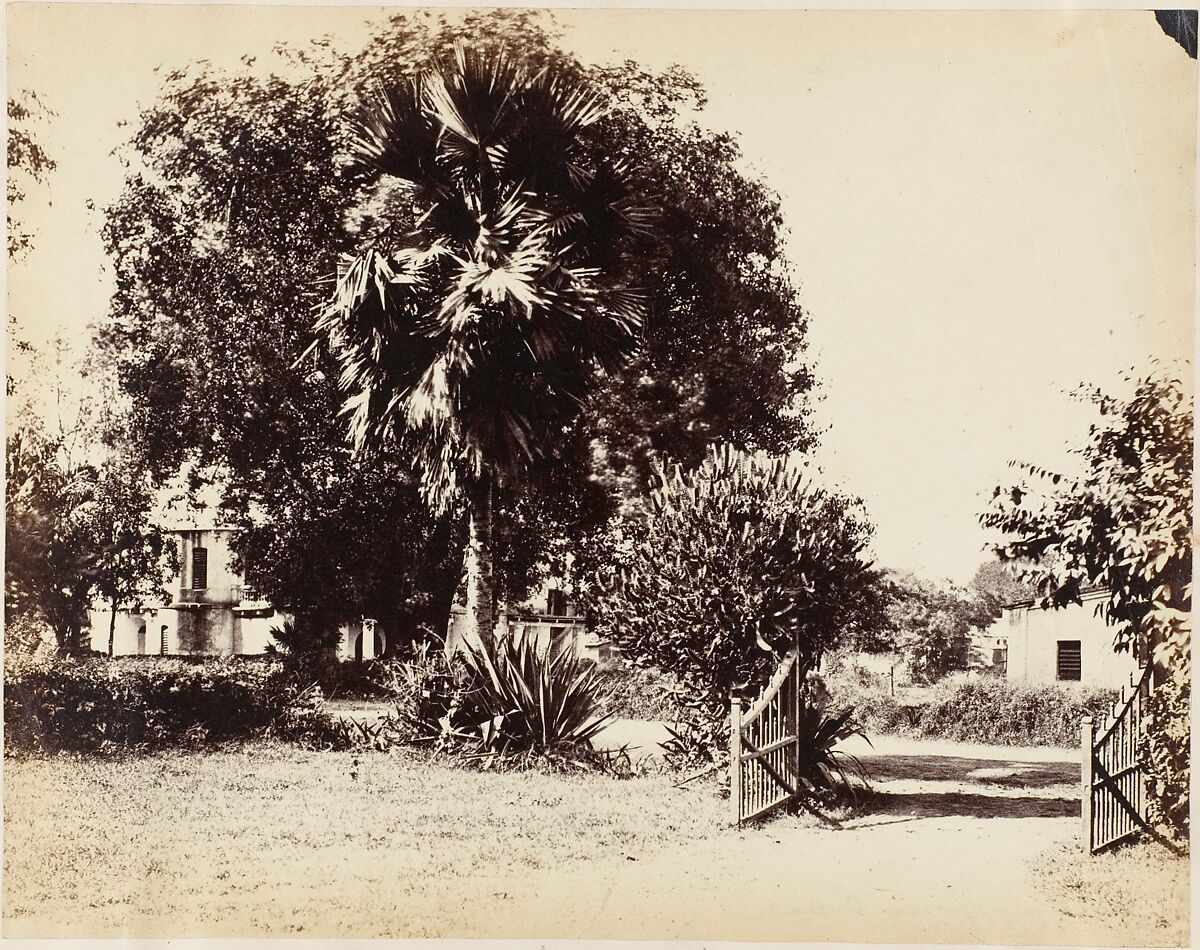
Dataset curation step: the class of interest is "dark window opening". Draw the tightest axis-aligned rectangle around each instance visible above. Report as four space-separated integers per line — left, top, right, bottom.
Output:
192 547 208 590
547 589 567 616
1056 640 1082 681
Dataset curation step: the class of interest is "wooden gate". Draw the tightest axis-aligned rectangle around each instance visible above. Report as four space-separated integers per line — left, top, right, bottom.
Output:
1082 665 1152 853
730 647 804 825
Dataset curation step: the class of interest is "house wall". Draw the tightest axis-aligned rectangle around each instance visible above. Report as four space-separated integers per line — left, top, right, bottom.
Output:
1000 594 1139 689
85 607 178 655
176 529 241 605
335 620 387 662
445 607 598 661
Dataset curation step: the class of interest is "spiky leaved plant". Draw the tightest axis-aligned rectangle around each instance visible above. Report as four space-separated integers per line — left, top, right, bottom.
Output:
316 45 651 653
457 630 614 756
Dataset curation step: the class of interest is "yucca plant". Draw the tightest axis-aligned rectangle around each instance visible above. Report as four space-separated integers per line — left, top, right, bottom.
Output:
795 692 872 801
456 631 614 758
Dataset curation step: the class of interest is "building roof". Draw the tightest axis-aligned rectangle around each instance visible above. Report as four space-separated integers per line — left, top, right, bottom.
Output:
1004 585 1109 611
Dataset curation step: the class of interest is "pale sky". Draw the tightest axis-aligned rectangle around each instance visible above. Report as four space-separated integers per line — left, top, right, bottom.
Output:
7 5 1196 584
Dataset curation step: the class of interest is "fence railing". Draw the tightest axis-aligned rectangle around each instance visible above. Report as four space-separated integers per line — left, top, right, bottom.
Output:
1082 664 1152 853
730 647 803 825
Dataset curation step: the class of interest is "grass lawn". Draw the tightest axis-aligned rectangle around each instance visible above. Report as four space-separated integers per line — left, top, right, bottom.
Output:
4 743 724 937
1034 838 1190 946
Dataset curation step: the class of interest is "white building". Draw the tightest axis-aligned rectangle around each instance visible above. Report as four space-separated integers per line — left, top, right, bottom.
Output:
995 588 1140 688
87 527 284 657
88 526 599 662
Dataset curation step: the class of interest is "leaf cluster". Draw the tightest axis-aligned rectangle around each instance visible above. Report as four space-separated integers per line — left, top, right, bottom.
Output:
588 444 884 715
979 369 1192 675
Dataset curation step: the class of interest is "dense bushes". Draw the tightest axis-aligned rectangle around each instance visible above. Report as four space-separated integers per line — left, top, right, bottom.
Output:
824 672 1118 748
4 656 350 754
596 661 687 722
916 679 1118 746
1143 675 1189 842
588 445 885 752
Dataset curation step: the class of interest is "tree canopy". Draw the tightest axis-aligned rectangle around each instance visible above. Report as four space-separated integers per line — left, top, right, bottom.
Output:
97 11 818 644
980 367 1192 839
979 369 1191 673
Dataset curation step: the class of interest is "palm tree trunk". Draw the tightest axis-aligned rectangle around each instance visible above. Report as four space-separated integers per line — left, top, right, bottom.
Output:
108 595 119 657
462 474 496 653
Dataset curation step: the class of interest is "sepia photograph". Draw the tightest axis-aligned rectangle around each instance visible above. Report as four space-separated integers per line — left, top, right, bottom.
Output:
4 3 1194 943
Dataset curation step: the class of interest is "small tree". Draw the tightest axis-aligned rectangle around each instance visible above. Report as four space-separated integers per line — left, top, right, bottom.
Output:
73 459 171 656
5 422 96 653
980 368 1191 841
879 571 997 684
590 445 884 736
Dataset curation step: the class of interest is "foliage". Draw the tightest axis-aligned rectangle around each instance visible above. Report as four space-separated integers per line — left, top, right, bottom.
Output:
661 713 725 772
820 658 1119 747
1142 675 1189 841
98 49 460 645
99 11 819 648
967 558 1037 625
5 399 171 655
917 678 1118 746
455 633 615 757
4 613 53 659
267 617 343 657
793 695 870 801
5 425 96 652
3 655 351 755
316 45 650 651
378 633 614 766
980 369 1191 834
590 444 884 727
7 91 56 261
883 572 990 684
595 659 687 721
373 640 459 741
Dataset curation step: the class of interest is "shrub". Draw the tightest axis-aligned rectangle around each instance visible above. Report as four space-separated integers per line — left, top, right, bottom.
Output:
458 633 614 754
267 617 342 657
277 652 410 701
373 641 458 743
377 633 615 768
588 444 885 751
849 689 921 736
1143 675 1189 843
822 667 1118 747
3 655 351 754
595 660 688 721
794 696 870 801
915 679 1117 747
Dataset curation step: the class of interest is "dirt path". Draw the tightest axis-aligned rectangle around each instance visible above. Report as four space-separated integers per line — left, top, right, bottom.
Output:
448 739 1147 945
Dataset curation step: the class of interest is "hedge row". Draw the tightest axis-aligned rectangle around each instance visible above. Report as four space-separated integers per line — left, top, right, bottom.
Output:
4 656 350 755
831 677 1120 747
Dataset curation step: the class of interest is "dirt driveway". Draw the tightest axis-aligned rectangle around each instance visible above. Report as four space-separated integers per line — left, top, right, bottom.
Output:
448 736 1155 945
312 706 1170 944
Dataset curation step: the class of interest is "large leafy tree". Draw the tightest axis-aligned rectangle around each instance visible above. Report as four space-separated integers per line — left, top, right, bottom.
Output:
315 45 648 651
980 368 1192 839
99 11 817 648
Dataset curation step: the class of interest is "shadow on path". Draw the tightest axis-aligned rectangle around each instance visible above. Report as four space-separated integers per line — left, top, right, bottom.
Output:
862 788 1080 821
857 753 1078 789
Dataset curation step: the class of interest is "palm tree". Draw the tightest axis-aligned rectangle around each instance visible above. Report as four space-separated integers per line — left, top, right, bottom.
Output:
316 46 651 652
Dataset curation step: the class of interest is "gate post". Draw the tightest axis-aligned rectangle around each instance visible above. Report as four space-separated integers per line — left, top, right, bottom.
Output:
730 693 743 827
1080 716 1093 853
